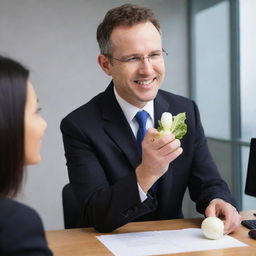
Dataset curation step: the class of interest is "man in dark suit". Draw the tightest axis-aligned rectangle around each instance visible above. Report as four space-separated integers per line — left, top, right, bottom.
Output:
61 4 241 233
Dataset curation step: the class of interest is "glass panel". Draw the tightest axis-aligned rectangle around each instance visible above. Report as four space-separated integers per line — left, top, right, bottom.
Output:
193 0 231 139
241 146 256 210
207 139 233 192
240 0 256 141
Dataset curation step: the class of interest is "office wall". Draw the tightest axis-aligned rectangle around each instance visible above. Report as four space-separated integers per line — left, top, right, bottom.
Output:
0 0 188 229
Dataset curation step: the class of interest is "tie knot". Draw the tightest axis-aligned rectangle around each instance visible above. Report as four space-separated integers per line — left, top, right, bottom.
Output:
135 110 148 128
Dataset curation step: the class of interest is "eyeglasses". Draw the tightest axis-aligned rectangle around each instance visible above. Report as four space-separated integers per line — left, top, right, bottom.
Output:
106 49 168 65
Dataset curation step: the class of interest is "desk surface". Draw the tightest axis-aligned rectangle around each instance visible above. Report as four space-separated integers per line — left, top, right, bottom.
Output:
46 211 256 256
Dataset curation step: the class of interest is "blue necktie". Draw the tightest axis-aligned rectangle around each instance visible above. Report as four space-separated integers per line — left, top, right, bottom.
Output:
135 110 148 153
135 110 158 193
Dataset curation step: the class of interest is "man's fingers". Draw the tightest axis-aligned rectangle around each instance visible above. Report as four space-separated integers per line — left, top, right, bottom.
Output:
223 211 232 234
205 204 217 217
144 128 160 143
145 128 176 143
222 205 236 233
158 139 181 155
167 146 183 161
224 210 242 234
151 134 176 150
205 199 242 235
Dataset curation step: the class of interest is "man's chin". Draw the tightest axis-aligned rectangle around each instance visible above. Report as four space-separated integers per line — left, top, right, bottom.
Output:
138 93 158 104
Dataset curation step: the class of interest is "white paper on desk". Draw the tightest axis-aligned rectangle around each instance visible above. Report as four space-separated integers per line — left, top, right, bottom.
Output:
96 228 247 256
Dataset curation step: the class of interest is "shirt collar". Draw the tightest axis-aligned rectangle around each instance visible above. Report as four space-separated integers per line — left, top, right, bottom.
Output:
114 87 154 123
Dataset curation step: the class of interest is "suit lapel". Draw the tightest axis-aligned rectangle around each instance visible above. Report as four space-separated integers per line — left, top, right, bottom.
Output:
154 92 170 128
100 82 141 169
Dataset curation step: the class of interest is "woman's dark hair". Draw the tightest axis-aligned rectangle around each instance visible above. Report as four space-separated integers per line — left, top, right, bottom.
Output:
0 55 29 197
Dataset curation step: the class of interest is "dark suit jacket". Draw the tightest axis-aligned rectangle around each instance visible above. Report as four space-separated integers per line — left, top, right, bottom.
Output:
61 81 235 232
0 198 52 256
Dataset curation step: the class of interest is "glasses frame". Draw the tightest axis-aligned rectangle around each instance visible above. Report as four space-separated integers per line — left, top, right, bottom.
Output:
105 48 168 64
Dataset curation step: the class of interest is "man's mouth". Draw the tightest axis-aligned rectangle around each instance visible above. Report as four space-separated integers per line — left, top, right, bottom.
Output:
134 78 156 85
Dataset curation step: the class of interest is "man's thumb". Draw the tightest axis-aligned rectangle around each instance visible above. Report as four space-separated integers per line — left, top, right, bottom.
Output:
205 205 217 217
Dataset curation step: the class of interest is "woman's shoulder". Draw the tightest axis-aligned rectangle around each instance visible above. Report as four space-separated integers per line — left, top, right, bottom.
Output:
0 197 41 223
0 198 52 256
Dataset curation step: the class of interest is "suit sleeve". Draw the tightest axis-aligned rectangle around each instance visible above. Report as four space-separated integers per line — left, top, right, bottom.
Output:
60 117 157 233
188 101 236 213
0 201 52 256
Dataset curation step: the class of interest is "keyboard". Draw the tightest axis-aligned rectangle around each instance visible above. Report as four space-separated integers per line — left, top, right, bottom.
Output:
241 219 256 230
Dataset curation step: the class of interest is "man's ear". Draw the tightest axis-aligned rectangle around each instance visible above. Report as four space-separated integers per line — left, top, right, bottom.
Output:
98 54 112 76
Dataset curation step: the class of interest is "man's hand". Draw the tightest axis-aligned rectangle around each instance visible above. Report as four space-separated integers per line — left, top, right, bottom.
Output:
205 198 242 234
136 128 183 192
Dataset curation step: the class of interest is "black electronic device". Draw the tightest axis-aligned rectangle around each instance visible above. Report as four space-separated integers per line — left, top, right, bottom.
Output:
248 229 256 240
245 138 256 197
241 219 256 230
243 139 256 239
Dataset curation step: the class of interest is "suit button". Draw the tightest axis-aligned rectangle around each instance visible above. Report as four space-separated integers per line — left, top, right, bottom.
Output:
122 209 133 218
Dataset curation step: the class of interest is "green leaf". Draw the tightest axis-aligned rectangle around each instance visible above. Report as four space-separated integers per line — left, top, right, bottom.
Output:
158 112 187 139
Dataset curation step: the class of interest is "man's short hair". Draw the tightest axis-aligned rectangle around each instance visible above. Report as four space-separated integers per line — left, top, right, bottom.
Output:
96 4 161 55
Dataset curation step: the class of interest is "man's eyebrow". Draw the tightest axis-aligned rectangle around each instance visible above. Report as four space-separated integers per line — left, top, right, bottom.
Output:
119 53 140 58
121 50 162 58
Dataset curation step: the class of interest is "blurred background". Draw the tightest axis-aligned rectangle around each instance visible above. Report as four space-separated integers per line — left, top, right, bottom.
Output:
0 0 255 230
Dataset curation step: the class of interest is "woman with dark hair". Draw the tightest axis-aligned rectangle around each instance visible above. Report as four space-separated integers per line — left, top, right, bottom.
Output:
0 56 52 255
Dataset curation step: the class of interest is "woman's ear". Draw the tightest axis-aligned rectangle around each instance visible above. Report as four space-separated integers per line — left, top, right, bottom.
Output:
98 54 112 76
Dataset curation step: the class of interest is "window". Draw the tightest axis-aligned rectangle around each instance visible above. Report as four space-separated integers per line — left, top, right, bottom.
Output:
240 0 256 209
189 0 256 210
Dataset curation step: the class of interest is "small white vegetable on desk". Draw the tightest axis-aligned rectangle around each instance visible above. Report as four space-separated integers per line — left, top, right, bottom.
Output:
201 217 224 240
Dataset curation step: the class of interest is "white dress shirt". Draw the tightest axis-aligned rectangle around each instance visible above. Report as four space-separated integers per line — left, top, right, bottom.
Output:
114 87 154 202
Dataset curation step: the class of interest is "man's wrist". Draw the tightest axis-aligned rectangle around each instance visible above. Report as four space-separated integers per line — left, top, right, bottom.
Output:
210 198 223 203
135 165 158 193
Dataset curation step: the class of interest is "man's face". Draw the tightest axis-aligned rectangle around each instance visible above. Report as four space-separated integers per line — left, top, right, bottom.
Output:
104 22 165 108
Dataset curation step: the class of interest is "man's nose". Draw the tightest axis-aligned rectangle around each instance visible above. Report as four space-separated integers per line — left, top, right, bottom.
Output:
138 57 154 74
